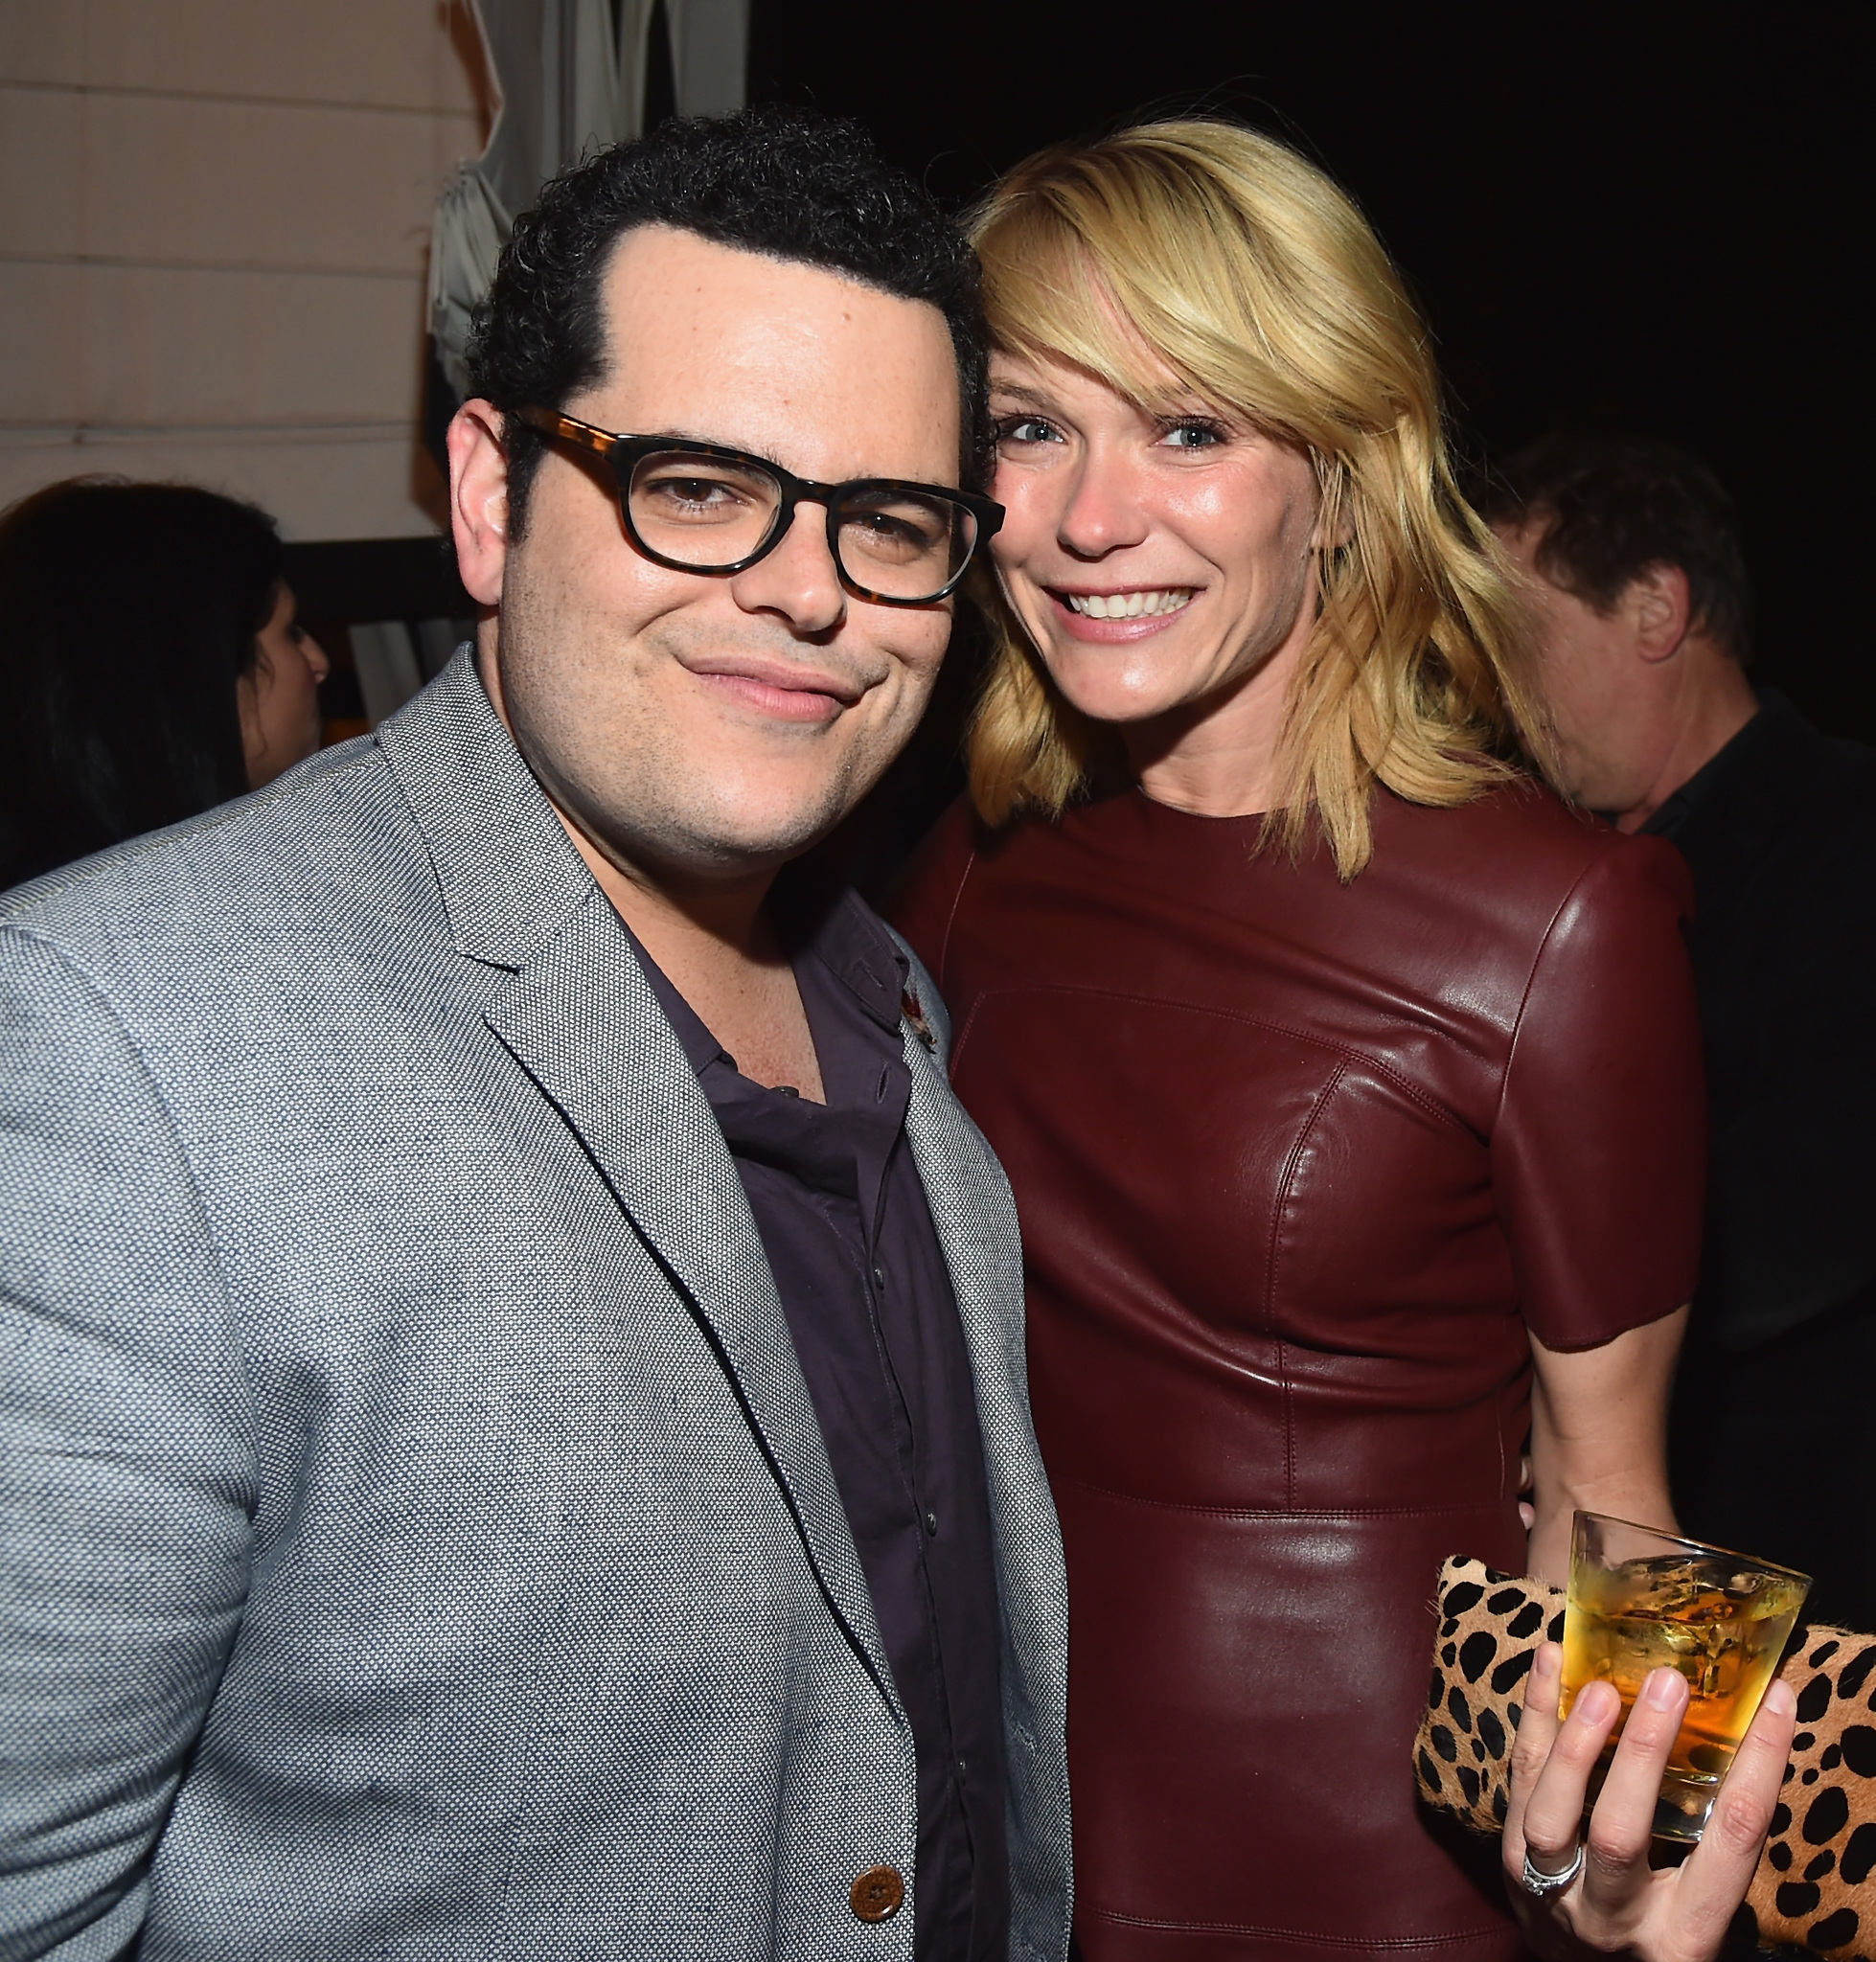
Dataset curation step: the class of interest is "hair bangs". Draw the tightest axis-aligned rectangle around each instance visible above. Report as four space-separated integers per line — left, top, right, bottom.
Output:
974 152 1315 445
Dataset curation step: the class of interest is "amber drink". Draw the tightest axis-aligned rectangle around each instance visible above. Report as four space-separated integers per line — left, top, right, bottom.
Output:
1561 1511 1809 1842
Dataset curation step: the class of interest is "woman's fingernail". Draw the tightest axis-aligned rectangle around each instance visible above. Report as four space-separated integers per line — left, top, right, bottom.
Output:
1644 1667 1685 1711
1764 1678 1796 1718
1533 1643 1560 1680
1574 1679 1618 1724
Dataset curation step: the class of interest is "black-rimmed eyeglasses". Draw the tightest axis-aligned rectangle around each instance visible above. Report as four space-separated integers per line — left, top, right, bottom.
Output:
518 407 1002 606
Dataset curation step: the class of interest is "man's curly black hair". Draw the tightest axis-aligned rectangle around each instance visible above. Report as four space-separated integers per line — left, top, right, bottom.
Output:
466 103 990 539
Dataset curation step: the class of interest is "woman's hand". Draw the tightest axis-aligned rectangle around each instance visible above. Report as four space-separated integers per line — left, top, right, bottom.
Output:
1504 1642 1796 1960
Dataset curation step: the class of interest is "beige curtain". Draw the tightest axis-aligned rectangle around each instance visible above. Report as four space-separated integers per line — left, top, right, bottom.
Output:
429 0 750 395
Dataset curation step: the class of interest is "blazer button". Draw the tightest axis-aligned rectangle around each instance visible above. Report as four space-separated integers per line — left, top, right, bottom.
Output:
850 1864 904 1922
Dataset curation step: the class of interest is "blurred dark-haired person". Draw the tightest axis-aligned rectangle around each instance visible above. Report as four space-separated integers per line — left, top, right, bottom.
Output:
1486 434 1876 1629
0 107 1068 1961
0 476 329 888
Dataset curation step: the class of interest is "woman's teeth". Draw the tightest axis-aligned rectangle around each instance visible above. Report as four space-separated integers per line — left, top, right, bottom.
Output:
1063 588 1193 619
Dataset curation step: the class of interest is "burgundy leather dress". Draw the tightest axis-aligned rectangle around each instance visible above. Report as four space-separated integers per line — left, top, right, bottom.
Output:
893 783 1705 1961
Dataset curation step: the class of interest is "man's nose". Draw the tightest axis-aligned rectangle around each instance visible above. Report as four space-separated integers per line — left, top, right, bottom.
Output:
727 501 846 633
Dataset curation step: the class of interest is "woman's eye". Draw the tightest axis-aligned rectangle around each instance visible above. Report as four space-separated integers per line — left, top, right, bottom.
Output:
1161 420 1225 449
995 416 1061 446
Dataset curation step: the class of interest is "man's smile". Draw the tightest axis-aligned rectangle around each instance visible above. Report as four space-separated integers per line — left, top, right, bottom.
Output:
676 648 873 723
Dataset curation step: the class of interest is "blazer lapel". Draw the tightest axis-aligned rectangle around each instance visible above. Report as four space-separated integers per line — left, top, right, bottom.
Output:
897 1024 1070 1731
377 653 897 1707
483 885 899 1709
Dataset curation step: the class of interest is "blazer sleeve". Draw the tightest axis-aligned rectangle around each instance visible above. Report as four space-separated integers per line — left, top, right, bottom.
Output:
1491 837 1707 1352
0 927 256 1959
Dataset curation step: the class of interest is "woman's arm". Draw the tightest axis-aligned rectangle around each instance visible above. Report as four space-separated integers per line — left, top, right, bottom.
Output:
1525 1306 1686 1585
1488 839 1704 1583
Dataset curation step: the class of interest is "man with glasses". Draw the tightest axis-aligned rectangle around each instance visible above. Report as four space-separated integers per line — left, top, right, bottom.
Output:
0 107 1066 1962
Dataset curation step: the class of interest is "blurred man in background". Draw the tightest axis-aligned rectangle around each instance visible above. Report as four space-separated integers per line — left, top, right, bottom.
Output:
1488 435 1876 1629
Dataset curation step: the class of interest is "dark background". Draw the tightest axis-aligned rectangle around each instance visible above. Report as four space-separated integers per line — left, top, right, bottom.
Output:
747 3 1869 742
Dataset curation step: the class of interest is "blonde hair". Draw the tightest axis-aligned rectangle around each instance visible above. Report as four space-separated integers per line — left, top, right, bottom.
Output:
966 120 1551 878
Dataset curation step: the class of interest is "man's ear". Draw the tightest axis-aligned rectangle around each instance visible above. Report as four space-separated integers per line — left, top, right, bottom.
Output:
1627 561 1693 664
447 399 511 607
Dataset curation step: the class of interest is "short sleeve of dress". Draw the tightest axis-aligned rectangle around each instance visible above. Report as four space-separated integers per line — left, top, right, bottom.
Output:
1493 834 1705 1352
884 794 981 997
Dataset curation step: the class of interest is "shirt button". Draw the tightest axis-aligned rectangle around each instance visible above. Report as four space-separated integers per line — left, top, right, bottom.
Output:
925 1511 939 1537
872 1265 887 1291
850 1864 905 1922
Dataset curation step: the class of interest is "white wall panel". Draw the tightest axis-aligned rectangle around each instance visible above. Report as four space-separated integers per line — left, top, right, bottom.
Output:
0 262 83 422
81 0 485 115
0 84 82 257
81 264 427 426
0 6 82 85
0 0 489 539
0 424 450 541
82 94 461 275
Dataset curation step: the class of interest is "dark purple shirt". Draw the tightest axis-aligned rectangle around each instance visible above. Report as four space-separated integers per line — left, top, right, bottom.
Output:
634 882 1007 1962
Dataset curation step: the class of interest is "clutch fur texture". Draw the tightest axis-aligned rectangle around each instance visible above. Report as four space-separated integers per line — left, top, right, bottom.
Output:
1414 1557 1876 1959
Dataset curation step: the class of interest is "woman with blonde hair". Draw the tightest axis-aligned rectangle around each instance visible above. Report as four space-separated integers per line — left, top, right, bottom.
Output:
894 121 1709 1958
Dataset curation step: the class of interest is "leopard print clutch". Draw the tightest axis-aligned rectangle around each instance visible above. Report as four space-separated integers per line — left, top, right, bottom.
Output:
1414 1556 1876 1960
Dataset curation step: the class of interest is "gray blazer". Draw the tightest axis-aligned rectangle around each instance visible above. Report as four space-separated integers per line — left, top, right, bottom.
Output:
0 653 1070 1961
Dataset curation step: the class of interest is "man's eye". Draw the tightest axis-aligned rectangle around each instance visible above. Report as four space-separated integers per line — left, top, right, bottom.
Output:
995 416 1061 446
641 475 744 515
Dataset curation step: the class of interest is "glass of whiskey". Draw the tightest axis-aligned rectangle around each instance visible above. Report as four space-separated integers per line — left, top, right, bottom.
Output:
1562 1511 1810 1843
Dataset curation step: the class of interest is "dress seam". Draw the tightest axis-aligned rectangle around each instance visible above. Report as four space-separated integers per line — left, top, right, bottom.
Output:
1082 1904 1513 1948
938 845 976 995
944 847 985 1067
1267 1058 1347 1508
954 981 1473 1138
1048 1472 1513 1520
1493 857 1598 1138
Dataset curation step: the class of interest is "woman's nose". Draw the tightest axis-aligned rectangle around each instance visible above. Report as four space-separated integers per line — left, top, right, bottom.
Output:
1054 453 1151 559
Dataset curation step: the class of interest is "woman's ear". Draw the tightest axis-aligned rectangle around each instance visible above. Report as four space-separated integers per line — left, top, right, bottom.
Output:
1310 464 1357 553
447 399 511 608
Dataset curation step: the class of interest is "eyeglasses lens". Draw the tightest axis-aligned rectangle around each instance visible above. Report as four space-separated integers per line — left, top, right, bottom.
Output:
835 490 975 601
629 453 781 565
627 451 974 602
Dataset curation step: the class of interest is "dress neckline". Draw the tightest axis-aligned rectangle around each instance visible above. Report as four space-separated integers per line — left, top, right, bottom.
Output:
1124 782 1270 827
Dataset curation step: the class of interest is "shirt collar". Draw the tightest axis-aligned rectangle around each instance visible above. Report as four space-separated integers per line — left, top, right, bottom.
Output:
789 873 909 1041
1636 691 1786 839
625 868 908 1084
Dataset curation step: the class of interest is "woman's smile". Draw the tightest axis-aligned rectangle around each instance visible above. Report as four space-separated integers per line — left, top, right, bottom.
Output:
987 345 1321 799
1049 583 1198 634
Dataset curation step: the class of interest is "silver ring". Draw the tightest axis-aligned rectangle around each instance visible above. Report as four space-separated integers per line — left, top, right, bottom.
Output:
1520 1841 1585 1898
